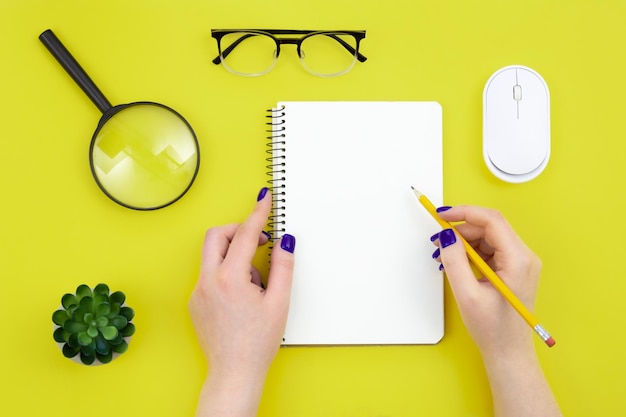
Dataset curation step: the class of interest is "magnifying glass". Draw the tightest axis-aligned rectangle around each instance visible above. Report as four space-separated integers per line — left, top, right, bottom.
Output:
39 29 200 210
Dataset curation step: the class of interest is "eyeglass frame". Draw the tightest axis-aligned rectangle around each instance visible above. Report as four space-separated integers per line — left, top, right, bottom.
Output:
210 29 367 76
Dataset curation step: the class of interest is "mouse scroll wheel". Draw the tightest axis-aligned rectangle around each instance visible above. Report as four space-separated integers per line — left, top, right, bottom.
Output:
513 85 523 101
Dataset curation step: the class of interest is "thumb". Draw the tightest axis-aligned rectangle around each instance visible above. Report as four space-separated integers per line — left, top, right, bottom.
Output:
265 233 296 304
438 229 479 299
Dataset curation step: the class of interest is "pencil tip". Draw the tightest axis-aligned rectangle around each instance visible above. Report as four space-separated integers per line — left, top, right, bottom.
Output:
411 186 422 197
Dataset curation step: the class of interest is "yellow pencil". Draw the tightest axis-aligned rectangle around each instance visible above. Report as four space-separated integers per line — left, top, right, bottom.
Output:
411 187 555 348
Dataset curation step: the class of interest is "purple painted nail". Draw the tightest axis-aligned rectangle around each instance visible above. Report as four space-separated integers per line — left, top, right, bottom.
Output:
430 232 440 242
432 248 440 259
280 234 296 253
439 229 457 248
257 187 269 201
439 263 445 271
436 206 452 213
262 231 272 240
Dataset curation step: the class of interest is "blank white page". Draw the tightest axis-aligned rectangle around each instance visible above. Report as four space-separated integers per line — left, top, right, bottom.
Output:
271 101 443 345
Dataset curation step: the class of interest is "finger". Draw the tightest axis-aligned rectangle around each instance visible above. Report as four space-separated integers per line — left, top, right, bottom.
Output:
436 228 481 299
260 230 272 245
434 221 495 261
200 225 271 272
438 205 524 253
451 222 484 243
251 234 271 289
224 187 273 276
265 234 296 306
452 223 496 260
201 223 241 273
250 267 263 288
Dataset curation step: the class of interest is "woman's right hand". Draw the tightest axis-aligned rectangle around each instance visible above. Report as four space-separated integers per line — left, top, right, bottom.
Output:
431 205 562 417
431 205 541 359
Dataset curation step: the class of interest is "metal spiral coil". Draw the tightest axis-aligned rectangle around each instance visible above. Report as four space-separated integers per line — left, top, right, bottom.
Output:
265 106 287 241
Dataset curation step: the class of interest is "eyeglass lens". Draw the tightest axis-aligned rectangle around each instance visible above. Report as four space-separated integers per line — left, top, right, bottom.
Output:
300 33 358 76
219 33 277 75
218 32 359 76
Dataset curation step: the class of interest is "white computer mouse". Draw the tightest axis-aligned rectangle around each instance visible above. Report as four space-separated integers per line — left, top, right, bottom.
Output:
483 65 550 183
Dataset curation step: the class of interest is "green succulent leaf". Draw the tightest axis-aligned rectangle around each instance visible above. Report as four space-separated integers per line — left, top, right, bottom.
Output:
121 323 136 337
110 291 126 306
107 303 120 318
93 283 109 296
70 308 85 323
80 352 96 365
61 293 79 309
52 310 69 326
72 308 86 324
76 284 92 300
77 332 93 346
67 333 79 348
93 293 108 308
62 343 80 358
87 325 99 338
67 304 79 316
110 316 128 330
94 335 110 355
96 317 108 327
53 327 67 343
119 306 135 321
96 351 113 364
111 340 128 354
83 312 94 324
78 296 93 315
100 326 119 341
81 340 96 356
63 320 88 334
96 302 111 318
109 333 123 345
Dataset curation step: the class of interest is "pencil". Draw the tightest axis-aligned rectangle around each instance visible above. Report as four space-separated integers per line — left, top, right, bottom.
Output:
411 186 556 348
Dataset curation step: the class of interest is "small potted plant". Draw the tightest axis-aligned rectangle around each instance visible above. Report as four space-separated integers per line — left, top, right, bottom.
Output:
52 283 135 365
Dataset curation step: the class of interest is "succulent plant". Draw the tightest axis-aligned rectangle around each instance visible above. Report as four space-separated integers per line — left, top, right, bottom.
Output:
52 283 135 365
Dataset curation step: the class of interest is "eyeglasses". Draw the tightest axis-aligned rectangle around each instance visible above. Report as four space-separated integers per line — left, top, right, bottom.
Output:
211 29 367 77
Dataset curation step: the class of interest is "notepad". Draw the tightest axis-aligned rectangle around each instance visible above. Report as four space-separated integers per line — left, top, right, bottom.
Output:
266 101 444 345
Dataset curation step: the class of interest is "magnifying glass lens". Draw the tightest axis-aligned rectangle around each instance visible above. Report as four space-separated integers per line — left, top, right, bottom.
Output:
91 104 199 210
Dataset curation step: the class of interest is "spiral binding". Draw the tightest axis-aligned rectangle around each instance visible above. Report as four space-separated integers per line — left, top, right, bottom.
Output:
265 105 287 241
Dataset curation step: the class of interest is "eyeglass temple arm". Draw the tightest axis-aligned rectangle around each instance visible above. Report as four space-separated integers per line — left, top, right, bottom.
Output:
212 33 368 65
327 34 367 62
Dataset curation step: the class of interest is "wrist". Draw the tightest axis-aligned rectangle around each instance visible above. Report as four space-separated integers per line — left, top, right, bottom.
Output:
481 343 540 381
474 318 536 366
479 344 562 417
207 361 269 398
196 365 269 417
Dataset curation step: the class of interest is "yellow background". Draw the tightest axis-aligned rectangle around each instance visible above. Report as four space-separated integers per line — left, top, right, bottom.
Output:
1 0 624 415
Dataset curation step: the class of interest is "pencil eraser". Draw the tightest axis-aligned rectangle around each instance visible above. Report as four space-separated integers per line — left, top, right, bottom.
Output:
545 337 556 347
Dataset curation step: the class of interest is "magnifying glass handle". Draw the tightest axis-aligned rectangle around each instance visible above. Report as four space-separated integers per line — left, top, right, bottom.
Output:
39 29 113 114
